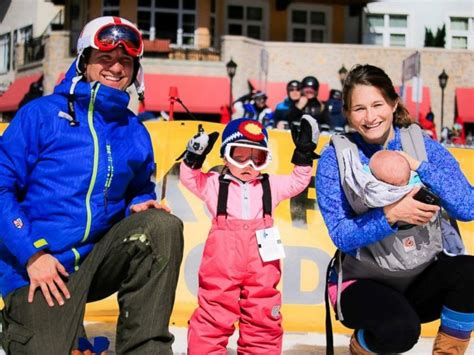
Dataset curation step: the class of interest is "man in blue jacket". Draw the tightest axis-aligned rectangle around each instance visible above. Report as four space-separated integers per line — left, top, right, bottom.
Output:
0 16 184 354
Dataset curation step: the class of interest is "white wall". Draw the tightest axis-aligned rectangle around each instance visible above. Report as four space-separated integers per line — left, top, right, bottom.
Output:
0 0 63 87
366 0 474 48
0 0 62 37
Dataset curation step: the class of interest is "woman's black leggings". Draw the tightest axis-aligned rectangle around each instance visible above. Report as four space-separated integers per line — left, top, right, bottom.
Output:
339 254 474 353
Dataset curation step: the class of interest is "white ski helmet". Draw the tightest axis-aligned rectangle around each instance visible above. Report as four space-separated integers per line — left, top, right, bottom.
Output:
76 16 145 99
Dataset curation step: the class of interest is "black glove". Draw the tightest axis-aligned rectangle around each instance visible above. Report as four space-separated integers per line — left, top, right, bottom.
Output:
180 124 219 169
291 114 320 166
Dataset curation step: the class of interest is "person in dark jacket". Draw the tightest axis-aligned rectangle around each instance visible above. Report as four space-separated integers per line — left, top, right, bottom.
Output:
274 79 301 129
0 16 184 354
287 75 328 130
324 89 346 133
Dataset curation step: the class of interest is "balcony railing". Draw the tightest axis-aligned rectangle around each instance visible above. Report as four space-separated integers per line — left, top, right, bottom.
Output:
50 9 65 31
143 39 171 57
143 39 220 61
24 37 44 64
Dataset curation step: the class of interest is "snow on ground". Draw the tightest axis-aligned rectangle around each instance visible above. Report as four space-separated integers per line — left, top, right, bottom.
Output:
84 322 474 354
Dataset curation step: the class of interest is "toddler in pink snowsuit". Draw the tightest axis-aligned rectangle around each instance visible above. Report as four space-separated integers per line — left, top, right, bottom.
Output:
180 116 319 354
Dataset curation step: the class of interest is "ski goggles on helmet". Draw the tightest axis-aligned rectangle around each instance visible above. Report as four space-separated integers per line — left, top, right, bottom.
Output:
94 23 143 57
224 142 271 171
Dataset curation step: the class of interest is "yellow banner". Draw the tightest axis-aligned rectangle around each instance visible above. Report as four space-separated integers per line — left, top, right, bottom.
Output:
1 121 473 336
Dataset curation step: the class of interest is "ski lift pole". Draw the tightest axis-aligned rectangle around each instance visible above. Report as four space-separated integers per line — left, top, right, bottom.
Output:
168 86 178 121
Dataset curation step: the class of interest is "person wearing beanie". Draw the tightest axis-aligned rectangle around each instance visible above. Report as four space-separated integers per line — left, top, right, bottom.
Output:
180 116 320 354
0 16 183 353
288 75 329 130
274 79 302 129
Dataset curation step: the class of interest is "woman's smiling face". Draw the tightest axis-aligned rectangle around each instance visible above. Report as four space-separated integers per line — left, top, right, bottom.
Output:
346 84 397 145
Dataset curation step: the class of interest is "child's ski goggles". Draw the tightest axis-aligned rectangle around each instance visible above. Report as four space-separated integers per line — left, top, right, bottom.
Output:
94 24 143 57
224 142 271 171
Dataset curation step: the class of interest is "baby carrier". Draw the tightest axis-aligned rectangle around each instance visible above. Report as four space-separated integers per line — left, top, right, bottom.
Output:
324 124 464 355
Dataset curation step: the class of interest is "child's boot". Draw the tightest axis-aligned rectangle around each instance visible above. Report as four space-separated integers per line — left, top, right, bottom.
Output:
433 331 469 354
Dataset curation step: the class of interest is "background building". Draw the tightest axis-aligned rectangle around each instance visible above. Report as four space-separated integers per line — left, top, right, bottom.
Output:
364 0 473 50
0 0 64 88
0 0 473 137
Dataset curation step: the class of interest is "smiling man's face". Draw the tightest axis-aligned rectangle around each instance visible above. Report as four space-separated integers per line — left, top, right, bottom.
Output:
85 47 134 91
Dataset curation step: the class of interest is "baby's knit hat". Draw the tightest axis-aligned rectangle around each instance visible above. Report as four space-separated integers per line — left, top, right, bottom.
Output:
220 118 269 156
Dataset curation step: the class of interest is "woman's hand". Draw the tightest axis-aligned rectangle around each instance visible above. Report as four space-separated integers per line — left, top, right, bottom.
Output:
397 151 421 171
383 186 440 225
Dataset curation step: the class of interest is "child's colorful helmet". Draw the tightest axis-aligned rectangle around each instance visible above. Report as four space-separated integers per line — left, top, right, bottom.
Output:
220 118 271 170
220 118 268 155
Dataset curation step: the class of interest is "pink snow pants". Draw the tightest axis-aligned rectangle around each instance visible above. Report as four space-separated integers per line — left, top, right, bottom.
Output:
188 216 283 354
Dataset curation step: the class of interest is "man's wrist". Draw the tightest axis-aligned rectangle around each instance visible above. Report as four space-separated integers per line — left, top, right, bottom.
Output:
27 250 46 266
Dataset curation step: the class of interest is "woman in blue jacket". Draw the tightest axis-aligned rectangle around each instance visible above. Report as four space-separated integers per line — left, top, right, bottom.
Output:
0 17 183 354
316 64 474 354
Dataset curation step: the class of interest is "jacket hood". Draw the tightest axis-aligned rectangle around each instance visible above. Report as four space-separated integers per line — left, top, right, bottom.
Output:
54 60 131 120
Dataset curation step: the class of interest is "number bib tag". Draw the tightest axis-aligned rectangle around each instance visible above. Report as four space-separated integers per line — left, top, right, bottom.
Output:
256 227 285 262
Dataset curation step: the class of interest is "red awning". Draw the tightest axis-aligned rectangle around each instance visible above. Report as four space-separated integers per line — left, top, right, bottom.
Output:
455 88 474 123
0 73 43 112
249 79 329 110
396 86 431 120
143 74 230 114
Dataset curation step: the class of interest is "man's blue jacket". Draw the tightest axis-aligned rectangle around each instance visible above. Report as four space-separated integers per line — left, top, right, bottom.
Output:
0 63 156 296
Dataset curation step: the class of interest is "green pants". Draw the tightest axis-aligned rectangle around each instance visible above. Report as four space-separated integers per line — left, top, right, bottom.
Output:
1 209 184 355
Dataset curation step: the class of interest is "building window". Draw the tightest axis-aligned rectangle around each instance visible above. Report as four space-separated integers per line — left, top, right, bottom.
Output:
102 0 120 16
225 0 267 40
137 0 196 47
12 26 33 69
210 0 217 48
288 4 331 43
16 26 33 44
447 16 473 49
0 33 11 74
364 13 408 47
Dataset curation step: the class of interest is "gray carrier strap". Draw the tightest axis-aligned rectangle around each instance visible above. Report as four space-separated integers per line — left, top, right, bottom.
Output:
330 134 369 215
399 124 427 162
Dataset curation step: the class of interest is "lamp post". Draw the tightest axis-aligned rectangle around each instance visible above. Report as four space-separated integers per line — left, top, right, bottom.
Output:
438 69 448 129
226 57 237 116
338 65 348 88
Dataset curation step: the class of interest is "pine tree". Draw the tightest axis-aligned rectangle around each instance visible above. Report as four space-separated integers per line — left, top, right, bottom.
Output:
434 24 446 47
424 27 435 47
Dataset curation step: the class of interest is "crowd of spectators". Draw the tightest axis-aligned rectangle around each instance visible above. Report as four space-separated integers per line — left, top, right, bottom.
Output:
230 78 473 148
232 75 347 135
